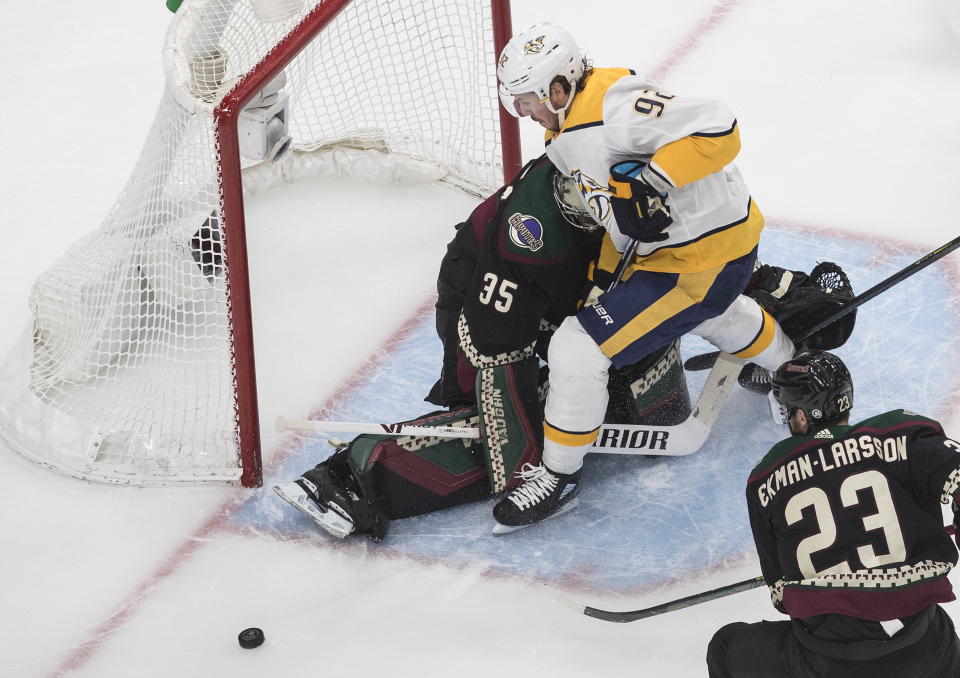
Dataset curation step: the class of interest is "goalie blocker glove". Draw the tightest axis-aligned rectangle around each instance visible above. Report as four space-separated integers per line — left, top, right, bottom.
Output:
748 261 856 350
608 160 672 243
737 261 856 395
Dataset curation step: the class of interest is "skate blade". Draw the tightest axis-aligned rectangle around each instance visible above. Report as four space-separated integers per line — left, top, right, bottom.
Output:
491 497 580 536
272 483 354 539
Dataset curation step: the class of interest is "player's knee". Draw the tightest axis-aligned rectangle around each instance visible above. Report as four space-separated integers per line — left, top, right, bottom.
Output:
547 316 610 383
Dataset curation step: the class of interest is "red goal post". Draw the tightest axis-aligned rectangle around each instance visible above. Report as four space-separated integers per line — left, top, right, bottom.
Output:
0 0 519 488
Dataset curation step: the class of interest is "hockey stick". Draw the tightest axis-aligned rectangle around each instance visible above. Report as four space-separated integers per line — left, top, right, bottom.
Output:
276 352 741 456
548 575 766 623
608 237 639 292
561 522 960 622
683 233 960 370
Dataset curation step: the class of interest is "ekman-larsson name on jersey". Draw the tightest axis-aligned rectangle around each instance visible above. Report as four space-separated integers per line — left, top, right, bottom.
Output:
757 434 908 507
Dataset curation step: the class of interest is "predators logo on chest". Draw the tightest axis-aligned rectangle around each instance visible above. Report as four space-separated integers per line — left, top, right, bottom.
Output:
508 213 545 251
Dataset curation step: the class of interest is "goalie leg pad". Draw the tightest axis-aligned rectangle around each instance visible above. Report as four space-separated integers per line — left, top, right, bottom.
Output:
342 407 491 523
476 356 544 493
605 339 691 426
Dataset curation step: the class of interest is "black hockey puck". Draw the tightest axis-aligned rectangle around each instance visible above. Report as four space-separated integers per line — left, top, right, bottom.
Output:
238 627 265 649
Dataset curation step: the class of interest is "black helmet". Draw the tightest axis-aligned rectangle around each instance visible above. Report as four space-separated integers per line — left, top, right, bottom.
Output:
771 350 853 426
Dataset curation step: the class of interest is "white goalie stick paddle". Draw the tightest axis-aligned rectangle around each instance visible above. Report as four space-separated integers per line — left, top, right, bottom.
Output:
275 352 742 457
588 351 741 456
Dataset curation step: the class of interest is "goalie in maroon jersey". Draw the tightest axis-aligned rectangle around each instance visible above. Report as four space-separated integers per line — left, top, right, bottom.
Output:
708 350 960 677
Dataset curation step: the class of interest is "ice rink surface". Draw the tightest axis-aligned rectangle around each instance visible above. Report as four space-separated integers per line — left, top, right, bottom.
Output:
1 1 959 676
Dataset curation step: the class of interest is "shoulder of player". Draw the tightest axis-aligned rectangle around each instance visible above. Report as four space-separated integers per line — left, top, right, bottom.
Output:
748 435 821 483
601 76 738 139
849 409 946 437
554 67 640 133
749 410 946 476
492 163 584 264
601 73 671 120
493 209 586 265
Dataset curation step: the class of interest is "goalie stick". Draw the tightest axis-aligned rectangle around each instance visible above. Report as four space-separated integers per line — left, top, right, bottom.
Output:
683 233 960 370
275 416 480 439
276 351 742 457
278 236 741 457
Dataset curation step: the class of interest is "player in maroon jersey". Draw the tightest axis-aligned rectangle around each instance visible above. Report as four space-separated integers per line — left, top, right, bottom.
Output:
707 350 960 677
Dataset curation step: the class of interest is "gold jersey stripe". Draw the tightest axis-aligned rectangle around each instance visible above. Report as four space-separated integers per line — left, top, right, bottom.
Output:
599 265 724 357
544 421 601 447
633 199 764 273
545 67 634 142
651 124 741 188
733 307 777 359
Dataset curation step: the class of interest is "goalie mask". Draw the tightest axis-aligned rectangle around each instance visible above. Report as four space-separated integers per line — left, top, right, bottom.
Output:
497 23 585 119
553 171 601 232
771 350 853 429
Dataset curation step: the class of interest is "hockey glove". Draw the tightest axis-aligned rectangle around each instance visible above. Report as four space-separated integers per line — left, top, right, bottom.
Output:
609 161 672 243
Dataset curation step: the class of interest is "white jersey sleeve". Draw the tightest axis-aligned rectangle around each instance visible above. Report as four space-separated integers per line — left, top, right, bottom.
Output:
602 75 738 159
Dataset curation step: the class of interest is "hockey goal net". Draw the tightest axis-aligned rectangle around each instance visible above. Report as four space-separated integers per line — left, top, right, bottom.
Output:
0 0 519 487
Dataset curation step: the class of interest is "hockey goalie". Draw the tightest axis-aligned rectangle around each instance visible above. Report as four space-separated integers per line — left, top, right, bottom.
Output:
274 156 857 541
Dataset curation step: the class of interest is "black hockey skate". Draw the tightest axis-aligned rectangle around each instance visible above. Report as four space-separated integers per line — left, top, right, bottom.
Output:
738 362 773 394
492 463 581 535
273 464 360 539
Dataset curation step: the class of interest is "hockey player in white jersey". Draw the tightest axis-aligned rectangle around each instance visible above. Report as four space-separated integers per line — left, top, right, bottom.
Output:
492 23 796 531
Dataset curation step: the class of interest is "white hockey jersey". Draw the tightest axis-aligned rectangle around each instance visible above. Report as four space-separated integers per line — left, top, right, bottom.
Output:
545 67 764 273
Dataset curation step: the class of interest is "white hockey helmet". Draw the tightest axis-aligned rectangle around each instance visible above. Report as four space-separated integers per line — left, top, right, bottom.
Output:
497 23 585 117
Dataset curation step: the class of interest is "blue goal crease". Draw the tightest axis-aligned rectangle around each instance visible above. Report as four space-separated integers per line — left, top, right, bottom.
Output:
231 228 960 595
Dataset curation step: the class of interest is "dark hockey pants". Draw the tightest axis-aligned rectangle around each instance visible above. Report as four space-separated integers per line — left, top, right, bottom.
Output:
706 605 960 678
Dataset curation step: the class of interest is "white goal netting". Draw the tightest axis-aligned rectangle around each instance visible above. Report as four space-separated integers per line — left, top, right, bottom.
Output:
0 0 512 486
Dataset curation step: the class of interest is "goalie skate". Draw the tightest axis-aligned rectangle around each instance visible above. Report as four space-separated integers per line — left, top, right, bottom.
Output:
272 481 355 539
